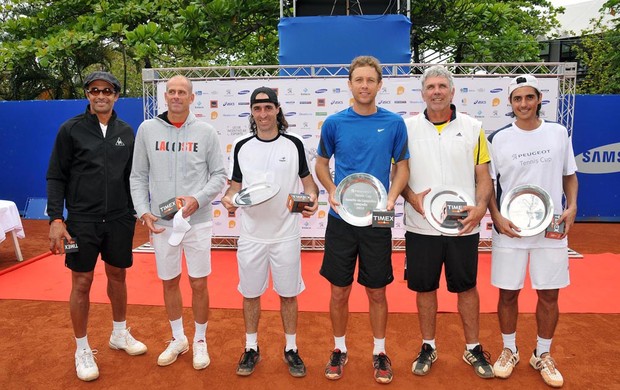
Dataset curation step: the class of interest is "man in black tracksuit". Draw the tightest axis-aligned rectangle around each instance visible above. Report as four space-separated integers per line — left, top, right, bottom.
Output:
46 71 147 382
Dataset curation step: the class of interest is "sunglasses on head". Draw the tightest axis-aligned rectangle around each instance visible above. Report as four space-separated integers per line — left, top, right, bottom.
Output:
86 87 115 96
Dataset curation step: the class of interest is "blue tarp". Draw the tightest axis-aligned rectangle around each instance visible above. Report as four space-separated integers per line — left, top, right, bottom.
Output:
278 15 411 76
572 94 620 220
0 98 143 212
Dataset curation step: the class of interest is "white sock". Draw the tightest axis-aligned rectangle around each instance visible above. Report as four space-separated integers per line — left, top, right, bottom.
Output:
502 332 517 354
423 339 436 350
334 335 347 353
245 333 258 351
373 337 386 355
169 317 184 340
194 321 207 343
75 335 91 352
112 320 127 334
466 343 480 351
285 333 297 352
536 336 552 356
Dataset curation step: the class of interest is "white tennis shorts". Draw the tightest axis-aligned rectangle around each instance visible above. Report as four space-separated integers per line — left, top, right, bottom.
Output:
236 237 305 298
151 221 213 280
491 247 570 290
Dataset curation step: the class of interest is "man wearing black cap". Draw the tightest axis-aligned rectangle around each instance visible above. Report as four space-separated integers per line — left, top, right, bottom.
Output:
221 86 319 378
47 71 146 382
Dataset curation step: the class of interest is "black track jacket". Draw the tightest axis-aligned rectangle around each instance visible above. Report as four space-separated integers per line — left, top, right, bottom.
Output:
46 106 135 223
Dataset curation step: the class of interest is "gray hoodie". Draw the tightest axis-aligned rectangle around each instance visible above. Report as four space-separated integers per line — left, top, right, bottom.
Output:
130 112 227 227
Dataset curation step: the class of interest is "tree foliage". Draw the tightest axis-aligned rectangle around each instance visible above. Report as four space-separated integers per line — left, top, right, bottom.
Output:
0 0 280 99
0 0 566 99
574 0 620 94
409 0 562 64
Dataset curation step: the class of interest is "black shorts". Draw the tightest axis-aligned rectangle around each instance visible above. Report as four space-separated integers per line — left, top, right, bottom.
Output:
405 231 479 293
65 213 136 273
320 214 393 288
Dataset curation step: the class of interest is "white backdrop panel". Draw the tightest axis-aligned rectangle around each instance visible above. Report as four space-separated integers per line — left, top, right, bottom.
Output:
155 77 559 238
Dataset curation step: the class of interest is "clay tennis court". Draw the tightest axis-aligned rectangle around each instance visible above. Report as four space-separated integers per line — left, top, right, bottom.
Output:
0 220 618 389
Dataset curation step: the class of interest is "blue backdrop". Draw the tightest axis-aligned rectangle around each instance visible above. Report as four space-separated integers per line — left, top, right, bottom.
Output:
0 98 143 213
572 94 620 221
278 15 411 75
0 94 618 221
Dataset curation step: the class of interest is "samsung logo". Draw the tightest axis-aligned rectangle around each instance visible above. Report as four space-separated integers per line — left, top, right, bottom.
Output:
315 88 328 93
238 90 250 95
575 143 620 174
302 134 312 139
211 200 222 205
542 100 551 105
396 111 407 116
284 112 297 116
490 88 503 93
238 112 251 117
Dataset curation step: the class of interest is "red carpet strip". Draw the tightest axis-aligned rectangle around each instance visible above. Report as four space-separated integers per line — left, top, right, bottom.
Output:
0 250 617 313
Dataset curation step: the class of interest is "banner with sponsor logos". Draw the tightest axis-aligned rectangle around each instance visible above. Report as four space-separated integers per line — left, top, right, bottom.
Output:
572 94 620 221
156 77 559 238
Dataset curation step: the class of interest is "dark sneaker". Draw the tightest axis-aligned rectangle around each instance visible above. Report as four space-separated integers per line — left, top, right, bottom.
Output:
412 343 437 376
463 344 495 379
373 352 393 384
284 349 307 378
324 349 348 380
236 347 261 376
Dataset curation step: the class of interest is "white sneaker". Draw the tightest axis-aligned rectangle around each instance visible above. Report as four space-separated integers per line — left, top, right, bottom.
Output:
75 349 99 382
109 328 148 356
193 340 211 370
530 351 564 388
157 336 189 366
494 348 520 379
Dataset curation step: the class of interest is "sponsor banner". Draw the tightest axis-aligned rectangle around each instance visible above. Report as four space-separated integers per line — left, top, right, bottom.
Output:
156 77 560 236
572 95 620 220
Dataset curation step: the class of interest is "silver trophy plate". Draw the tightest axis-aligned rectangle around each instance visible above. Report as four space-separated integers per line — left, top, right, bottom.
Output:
232 182 280 207
423 185 474 235
335 173 388 227
500 184 554 237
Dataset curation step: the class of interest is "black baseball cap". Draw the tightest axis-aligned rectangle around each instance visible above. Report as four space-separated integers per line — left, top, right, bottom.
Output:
250 87 279 106
83 71 121 92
